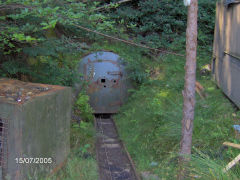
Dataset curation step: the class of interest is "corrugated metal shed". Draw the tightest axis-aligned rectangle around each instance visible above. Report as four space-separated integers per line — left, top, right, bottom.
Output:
213 0 240 108
224 0 240 6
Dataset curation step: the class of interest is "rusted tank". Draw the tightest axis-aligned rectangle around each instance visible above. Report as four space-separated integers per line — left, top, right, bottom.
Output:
212 0 240 108
77 51 131 114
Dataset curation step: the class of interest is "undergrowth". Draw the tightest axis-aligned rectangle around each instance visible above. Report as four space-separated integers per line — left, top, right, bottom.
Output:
112 46 240 179
45 93 98 180
0 0 119 85
74 92 94 122
43 121 98 180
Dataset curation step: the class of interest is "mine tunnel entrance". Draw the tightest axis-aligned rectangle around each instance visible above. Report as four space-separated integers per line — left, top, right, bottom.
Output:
78 51 131 114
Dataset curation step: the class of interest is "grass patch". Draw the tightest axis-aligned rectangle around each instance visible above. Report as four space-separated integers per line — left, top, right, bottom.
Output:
45 121 98 180
114 50 240 179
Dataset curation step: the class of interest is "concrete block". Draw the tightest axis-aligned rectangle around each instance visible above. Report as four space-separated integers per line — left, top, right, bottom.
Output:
0 78 72 180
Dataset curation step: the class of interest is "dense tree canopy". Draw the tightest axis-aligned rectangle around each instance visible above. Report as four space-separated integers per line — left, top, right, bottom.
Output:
0 0 216 84
107 0 216 49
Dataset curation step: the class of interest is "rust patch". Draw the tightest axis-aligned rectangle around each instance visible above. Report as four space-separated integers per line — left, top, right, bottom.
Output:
107 71 122 77
111 79 120 88
84 60 95 81
87 77 122 94
95 97 99 104
83 64 87 80
87 82 101 94
89 59 120 67
109 101 122 106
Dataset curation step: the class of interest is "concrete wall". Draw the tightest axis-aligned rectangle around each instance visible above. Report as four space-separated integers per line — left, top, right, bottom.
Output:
0 79 71 180
0 102 22 180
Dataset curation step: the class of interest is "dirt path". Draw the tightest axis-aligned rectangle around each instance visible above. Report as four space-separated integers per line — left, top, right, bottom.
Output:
95 115 138 180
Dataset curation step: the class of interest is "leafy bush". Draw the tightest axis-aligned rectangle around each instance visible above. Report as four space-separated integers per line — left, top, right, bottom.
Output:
0 0 118 85
75 93 94 122
108 0 216 51
0 38 81 85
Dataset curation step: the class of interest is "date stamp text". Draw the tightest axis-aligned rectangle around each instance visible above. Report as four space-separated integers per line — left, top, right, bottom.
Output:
15 157 53 164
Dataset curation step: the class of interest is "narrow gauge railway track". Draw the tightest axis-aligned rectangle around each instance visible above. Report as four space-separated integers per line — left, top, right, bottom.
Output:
95 114 139 180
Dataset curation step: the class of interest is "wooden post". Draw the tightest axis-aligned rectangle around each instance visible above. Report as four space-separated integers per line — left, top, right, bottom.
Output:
178 0 198 179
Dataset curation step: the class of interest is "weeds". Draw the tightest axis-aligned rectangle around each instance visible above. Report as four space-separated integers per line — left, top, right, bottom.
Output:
74 92 94 122
44 91 97 179
43 121 98 180
114 50 240 179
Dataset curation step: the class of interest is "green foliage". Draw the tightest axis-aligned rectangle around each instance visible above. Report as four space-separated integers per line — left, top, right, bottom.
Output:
75 93 94 122
1 38 80 85
109 0 216 51
187 149 240 180
43 121 98 180
0 0 231 178
0 0 118 85
0 0 218 85
46 156 98 180
114 50 239 178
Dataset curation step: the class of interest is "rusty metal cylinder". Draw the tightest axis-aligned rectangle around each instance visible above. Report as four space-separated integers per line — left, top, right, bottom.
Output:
77 51 131 114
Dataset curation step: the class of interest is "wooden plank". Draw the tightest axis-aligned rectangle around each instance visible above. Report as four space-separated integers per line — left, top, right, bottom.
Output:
223 154 240 172
195 81 207 99
223 142 240 150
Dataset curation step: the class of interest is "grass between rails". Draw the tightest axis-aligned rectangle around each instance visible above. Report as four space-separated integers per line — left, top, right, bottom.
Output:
109 47 240 179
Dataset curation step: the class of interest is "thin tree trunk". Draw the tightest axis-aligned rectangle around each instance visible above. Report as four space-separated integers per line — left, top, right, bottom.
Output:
178 0 198 179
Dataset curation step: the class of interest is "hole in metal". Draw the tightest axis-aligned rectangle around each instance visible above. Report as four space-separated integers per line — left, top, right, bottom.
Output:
95 114 112 119
104 85 106 88
101 79 106 83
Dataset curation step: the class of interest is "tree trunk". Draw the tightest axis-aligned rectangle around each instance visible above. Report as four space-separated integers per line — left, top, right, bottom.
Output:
178 0 198 179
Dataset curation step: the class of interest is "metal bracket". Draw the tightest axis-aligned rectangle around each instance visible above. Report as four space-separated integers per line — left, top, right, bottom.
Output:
224 51 240 61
